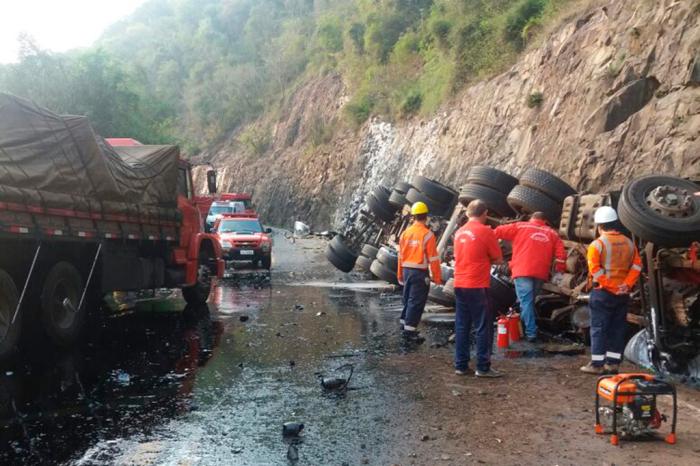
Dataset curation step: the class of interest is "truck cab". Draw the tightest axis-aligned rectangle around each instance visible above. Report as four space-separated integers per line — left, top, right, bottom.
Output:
212 214 273 270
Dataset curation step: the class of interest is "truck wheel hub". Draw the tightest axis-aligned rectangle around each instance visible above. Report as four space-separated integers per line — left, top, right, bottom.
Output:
646 185 694 218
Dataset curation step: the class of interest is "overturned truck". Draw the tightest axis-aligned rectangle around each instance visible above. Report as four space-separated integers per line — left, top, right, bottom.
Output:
327 166 700 380
0 94 224 360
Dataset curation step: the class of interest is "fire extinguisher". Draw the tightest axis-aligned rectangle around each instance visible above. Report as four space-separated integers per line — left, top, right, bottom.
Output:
507 310 521 342
497 316 509 348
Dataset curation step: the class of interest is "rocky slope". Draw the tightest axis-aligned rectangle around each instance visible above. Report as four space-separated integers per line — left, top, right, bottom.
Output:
195 0 700 230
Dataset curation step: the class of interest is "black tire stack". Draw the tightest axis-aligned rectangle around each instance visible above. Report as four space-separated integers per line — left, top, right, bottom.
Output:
388 182 412 209
369 246 399 285
325 234 358 273
367 185 400 223
406 176 458 217
355 243 379 272
507 168 577 226
458 166 518 218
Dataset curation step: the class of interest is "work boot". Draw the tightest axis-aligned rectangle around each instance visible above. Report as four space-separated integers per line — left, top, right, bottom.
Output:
580 362 605 375
454 368 470 376
402 330 425 344
475 368 503 378
604 364 619 374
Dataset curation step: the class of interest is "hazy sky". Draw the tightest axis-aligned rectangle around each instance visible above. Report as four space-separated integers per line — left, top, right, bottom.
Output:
0 0 147 63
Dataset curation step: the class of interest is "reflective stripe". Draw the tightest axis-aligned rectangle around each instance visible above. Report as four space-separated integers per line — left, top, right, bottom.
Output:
591 354 605 361
423 231 434 245
402 262 428 269
592 240 603 253
429 256 440 262
631 264 642 271
592 270 605 279
606 351 621 359
600 236 613 274
404 325 417 331
555 259 565 263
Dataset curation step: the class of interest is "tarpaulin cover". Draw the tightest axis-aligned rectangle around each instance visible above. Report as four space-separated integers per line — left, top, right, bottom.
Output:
0 93 179 216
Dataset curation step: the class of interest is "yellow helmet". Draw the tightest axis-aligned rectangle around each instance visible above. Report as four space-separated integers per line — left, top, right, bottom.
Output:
411 201 429 215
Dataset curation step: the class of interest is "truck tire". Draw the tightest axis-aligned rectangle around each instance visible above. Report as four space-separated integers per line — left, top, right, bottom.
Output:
443 278 455 298
376 246 399 272
182 253 213 305
329 234 358 264
393 181 412 194
367 185 398 223
355 254 373 272
40 261 86 346
618 175 700 247
370 259 399 285
507 185 563 224
458 184 515 218
326 245 356 273
412 176 458 205
361 244 379 260
519 168 576 204
261 255 272 270
466 166 518 194
405 187 452 217
0 270 21 360
428 283 455 307
388 189 407 209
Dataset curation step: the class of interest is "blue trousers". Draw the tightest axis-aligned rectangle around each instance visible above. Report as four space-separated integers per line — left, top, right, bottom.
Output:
454 288 493 372
514 277 543 339
400 268 429 328
589 288 629 367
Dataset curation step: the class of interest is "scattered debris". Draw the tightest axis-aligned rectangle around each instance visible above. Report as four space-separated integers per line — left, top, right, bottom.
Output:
316 311 326 317
282 422 305 437
293 304 305 311
287 444 299 462
320 364 354 390
294 221 311 238
289 360 296 367
421 434 430 441
239 315 250 322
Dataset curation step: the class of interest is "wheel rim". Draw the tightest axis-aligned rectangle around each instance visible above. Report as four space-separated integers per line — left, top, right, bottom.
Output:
198 264 212 289
51 280 78 330
0 290 11 340
646 185 695 218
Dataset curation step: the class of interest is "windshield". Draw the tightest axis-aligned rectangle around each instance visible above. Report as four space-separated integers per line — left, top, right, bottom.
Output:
209 205 233 215
218 219 263 234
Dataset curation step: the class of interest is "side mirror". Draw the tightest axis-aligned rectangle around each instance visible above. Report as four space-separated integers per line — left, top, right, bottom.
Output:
206 169 217 194
265 227 272 234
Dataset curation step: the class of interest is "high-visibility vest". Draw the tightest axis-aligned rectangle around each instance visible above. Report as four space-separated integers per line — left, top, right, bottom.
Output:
398 222 441 282
587 231 642 293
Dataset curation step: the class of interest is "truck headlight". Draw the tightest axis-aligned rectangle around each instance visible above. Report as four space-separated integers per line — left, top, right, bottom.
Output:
221 240 232 248
261 242 271 252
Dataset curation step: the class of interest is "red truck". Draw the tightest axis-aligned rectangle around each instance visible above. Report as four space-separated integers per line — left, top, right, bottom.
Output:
213 213 273 269
0 94 224 360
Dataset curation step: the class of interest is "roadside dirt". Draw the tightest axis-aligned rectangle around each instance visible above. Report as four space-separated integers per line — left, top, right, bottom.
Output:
380 333 700 466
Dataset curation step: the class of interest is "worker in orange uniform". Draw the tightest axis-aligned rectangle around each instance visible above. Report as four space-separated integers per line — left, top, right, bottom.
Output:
398 201 442 342
495 212 566 343
580 206 642 375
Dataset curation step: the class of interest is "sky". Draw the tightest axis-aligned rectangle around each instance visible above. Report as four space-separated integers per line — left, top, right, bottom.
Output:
0 0 148 63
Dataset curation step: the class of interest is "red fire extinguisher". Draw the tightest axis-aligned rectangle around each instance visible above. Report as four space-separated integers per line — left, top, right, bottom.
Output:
507 312 521 342
497 316 509 348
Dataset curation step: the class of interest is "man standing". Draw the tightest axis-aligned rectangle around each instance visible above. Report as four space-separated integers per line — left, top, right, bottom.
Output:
580 206 641 375
495 212 566 342
453 200 503 377
398 201 442 342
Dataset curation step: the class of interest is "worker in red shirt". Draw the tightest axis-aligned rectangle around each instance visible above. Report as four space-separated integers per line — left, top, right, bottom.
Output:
580 206 642 374
495 212 566 342
453 200 503 377
398 201 442 342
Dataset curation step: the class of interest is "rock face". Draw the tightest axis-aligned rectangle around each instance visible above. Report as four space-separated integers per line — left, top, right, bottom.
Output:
196 0 700 230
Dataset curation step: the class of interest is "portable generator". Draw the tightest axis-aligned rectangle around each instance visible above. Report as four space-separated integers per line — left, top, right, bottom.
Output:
594 373 677 446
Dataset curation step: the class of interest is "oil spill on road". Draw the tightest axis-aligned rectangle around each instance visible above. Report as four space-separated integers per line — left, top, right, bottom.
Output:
0 278 442 465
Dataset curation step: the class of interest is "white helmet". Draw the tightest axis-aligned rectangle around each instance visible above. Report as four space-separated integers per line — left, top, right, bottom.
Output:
594 206 618 224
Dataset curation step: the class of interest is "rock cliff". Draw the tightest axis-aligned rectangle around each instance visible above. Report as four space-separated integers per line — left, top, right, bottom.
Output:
195 0 700 230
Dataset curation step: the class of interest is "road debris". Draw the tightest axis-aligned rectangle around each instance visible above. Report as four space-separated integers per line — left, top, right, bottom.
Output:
282 422 304 437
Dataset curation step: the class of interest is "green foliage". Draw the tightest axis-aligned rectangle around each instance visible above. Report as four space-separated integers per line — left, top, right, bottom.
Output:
0 0 573 152
527 91 544 108
504 0 547 50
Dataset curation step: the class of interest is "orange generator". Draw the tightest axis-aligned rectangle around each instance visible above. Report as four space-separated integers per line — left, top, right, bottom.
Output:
595 373 677 446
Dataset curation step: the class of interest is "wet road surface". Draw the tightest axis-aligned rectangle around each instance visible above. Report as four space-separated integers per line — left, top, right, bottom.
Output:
0 255 448 465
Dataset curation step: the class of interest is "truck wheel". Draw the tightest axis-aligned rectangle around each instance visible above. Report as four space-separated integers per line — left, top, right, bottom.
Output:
412 176 458 205
405 187 451 217
355 255 373 272
519 168 577 204
459 184 515 218
367 186 398 222
618 175 700 247
329 235 359 264
428 283 455 306
182 254 213 305
507 185 563 224
40 262 85 346
393 181 412 194
0 270 21 360
388 189 407 209
326 245 356 272
261 255 272 270
361 244 379 260
376 246 399 272
370 259 399 285
466 166 518 194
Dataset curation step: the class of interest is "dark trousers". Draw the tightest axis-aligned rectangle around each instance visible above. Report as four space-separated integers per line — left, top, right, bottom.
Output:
400 267 429 328
454 288 493 372
589 288 629 367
